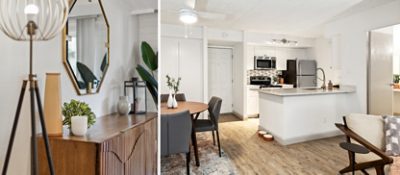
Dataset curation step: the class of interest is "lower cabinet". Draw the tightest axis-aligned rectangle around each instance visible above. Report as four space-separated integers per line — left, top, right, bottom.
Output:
38 113 157 175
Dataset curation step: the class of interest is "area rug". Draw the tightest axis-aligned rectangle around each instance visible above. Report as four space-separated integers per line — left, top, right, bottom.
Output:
161 133 238 175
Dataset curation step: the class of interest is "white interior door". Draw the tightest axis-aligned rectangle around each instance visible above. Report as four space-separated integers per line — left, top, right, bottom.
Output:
368 31 393 115
208 47 233 113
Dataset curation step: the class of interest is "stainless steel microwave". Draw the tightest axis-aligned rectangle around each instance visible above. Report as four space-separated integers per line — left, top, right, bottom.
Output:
254 56 276 69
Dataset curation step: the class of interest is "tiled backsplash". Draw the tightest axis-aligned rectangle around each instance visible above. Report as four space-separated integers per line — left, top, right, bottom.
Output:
247 69 282 84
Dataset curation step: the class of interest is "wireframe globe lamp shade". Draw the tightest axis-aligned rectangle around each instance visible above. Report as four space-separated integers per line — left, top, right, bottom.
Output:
0 0 69 41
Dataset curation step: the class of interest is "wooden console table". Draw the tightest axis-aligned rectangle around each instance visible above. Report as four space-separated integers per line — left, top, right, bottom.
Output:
37 113 157 175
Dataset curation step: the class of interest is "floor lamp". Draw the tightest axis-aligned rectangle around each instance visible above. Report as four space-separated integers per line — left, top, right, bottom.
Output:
0 1 69 175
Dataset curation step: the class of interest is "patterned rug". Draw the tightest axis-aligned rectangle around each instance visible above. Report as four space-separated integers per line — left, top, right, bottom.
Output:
161 133 238 175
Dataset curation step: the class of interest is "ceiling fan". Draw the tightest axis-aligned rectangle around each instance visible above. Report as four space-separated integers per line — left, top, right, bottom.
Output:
179 0 226 24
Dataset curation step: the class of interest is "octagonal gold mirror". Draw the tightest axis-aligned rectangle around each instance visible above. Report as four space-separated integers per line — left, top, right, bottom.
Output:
63 0 109 95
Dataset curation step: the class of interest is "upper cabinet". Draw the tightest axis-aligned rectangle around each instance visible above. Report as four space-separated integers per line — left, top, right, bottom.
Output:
247 46 310 70
63 0 110 95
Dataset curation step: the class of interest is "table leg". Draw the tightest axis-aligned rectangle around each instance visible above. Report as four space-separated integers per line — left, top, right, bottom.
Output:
191 113 200 166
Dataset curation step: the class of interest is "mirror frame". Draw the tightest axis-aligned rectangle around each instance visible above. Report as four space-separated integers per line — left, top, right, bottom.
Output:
62 0 110 95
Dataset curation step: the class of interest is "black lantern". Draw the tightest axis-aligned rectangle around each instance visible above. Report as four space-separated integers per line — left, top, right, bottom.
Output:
124 77 147 114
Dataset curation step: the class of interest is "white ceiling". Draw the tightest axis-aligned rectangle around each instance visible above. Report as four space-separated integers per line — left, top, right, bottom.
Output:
161 0 395 37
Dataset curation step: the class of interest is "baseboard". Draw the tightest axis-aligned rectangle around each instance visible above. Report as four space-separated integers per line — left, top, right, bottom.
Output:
258 125 343 145
232 111 245 120
247 114 259 118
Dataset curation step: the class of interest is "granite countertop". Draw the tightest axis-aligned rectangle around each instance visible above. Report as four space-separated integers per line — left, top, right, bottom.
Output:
258 86 356 96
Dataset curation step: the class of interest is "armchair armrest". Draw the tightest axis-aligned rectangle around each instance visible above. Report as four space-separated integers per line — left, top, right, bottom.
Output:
335 123 393 164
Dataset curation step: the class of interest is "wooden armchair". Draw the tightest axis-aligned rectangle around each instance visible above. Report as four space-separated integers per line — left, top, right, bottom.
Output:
335 114 393 175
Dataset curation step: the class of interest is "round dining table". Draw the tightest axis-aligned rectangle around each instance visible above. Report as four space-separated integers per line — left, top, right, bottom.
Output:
161 101 208 115
161 101 208 166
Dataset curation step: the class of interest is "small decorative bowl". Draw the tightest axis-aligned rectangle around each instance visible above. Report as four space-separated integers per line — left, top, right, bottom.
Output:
263 134 274 141
258 130 267 137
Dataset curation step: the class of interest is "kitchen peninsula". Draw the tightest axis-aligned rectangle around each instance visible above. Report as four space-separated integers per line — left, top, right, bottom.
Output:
258 86 356 145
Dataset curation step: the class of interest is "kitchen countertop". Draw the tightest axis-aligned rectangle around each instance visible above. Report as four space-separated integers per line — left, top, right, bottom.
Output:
249 84 293 90
258 86 356 96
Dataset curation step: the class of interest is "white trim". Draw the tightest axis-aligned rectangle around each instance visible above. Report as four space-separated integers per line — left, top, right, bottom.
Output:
130 9 158 15
208 45 234 49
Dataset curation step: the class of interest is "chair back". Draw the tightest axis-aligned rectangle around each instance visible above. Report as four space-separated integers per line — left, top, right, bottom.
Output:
345 113 385 150
175 93 186 102
208 96 222 127
160 93 186 103
160 94 169 103
161 110 192 156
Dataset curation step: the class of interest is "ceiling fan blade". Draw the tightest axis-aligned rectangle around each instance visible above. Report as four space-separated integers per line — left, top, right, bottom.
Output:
197 11 227 20
194 0 208 11
185 0 196 9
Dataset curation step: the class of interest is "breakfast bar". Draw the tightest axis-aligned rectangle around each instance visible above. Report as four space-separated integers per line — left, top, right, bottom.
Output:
258 86 356 145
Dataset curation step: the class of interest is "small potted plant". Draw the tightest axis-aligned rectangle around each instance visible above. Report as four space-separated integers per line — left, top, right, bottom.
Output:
166 75 181 108
62 99 96 136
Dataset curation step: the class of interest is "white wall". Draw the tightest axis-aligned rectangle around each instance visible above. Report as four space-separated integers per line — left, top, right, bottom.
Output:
133 13 158 112
0 0 156 174
324 0 400 113
232 43 245 117
307 37 342 87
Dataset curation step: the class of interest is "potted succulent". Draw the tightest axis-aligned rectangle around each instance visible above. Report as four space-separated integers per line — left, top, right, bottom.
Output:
166 75 181 108
62 99 96 136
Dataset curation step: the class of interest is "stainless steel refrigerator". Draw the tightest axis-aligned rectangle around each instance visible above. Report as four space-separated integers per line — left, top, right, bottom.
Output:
284 59 317 88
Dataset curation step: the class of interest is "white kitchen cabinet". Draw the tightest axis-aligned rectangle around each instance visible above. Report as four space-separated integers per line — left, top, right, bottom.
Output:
246 86 260 117
249 46 310 70
161 37 203 102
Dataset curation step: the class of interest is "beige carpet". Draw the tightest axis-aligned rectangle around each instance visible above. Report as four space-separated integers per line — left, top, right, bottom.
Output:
161 133 238 175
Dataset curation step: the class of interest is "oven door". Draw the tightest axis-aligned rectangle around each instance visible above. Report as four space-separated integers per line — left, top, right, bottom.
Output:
255 59 271 69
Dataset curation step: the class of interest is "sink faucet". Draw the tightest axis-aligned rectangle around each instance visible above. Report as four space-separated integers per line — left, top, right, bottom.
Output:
317 68 326 90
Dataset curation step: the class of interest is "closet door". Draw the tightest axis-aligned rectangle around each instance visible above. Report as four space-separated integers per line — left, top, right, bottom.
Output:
160 37 179 94
179 38 203 102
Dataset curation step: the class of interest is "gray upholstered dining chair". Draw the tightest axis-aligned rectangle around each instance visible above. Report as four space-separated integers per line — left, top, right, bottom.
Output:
161 93 187 103
160 94 169 103
194 96 222 157
161 110 192 174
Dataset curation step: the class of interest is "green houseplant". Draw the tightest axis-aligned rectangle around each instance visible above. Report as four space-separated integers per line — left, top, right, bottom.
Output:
62 99 96 128
136 41 158 105
166 75 181 94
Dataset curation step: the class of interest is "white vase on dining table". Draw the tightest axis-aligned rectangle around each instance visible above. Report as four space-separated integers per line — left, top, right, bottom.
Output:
167 90 174 108
172 94 178 108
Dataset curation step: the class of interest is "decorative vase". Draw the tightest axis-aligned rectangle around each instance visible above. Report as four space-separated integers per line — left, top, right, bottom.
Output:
118 96 131 115
71 116 88 136
44 73 63 136
167 90 173 108
172 94 178 108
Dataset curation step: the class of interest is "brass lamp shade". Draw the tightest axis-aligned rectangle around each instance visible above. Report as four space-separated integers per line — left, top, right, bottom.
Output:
44 73 63 136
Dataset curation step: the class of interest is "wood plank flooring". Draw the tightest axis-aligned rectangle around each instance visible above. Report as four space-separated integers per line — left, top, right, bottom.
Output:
216 114 358 175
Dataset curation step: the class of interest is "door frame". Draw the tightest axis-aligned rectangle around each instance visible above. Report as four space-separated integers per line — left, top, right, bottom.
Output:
207 46 234 113
367 31 371 114
366 30 395 115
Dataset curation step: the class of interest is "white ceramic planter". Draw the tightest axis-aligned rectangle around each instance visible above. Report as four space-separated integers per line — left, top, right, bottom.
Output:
71 116 88 136
167 90 173 108
117 96 131 115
